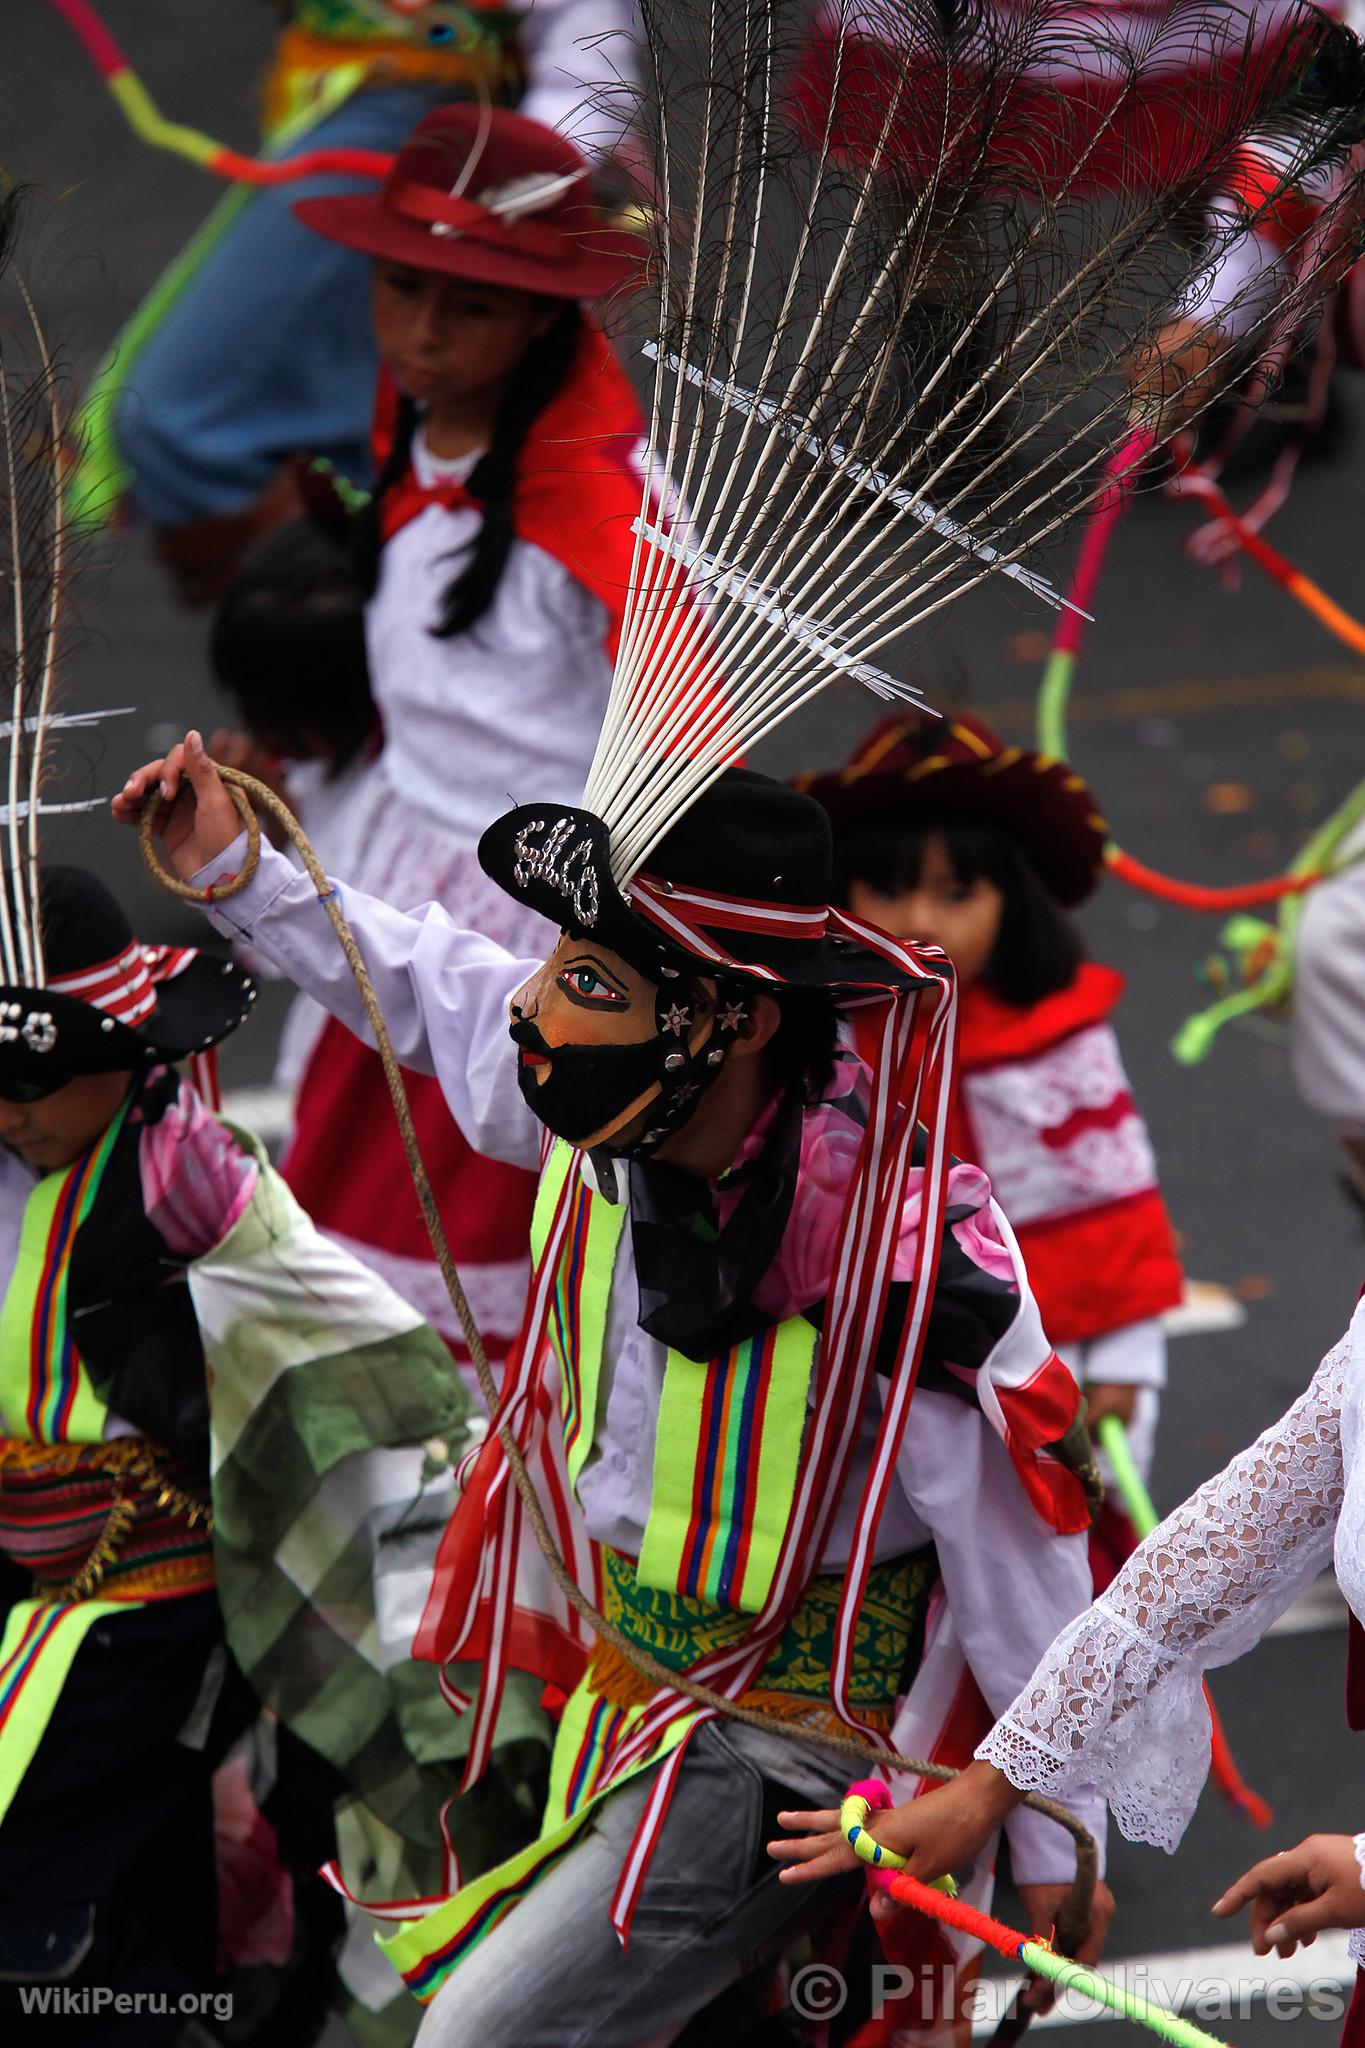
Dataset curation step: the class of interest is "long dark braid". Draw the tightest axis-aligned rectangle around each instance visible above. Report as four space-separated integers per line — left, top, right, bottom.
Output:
432 299 582 639
351 301 584 638
352 392 420 602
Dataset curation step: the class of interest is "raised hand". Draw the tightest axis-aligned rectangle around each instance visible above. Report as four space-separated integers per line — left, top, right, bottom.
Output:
112 729 248 882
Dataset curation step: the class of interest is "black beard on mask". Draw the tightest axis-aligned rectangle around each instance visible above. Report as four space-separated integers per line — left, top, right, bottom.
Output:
510 1016 662 1147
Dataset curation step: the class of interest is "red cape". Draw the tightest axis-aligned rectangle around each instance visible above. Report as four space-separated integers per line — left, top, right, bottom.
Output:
856 963 1183 1344
373 318 649 661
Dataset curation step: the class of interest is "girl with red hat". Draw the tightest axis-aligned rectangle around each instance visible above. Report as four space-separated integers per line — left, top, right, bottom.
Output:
801 710 1185 1581
279 103 649 1392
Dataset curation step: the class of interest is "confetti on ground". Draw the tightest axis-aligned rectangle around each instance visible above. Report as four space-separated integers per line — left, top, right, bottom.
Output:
1009 630 1051 663
1204 783 1255 814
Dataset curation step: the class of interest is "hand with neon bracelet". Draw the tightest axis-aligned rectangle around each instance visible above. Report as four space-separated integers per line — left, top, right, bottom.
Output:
768 1762 1019 1921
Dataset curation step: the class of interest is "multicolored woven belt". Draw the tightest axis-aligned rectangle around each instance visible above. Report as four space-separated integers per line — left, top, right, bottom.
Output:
588 1544 936 1733
264 19 526 131
0 1436 214 1604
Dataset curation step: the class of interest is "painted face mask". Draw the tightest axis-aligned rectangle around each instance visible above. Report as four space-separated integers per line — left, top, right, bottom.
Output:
510 1015 664 1149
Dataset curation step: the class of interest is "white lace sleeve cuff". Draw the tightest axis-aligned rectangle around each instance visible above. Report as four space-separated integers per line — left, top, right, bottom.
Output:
976 1605 1211 1851
976 1331 1350 1850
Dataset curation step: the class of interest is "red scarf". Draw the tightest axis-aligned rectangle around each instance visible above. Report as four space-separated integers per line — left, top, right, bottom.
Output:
372 319 649 661
855 963 1183 1345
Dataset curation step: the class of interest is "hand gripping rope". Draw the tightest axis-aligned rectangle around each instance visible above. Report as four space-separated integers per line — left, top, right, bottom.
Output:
840 1779 1233 2048
139 765 1099 2037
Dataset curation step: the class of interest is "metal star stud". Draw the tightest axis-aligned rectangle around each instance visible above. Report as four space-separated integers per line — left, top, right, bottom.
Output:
718 1001 748 1032
660 1003 691 1037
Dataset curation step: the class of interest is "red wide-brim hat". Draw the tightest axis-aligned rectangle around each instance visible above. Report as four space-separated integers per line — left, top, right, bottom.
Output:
294 104 646 300
797 710 1110 909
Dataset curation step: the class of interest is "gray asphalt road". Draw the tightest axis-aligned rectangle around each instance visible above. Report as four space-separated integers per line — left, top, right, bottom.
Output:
8 6 1365 2041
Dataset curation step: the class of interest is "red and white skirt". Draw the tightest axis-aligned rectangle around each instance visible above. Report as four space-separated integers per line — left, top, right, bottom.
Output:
282 796 554 1395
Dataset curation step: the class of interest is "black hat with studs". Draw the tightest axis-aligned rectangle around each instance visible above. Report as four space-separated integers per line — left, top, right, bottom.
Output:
478 767 945 1153
0 867 255 1100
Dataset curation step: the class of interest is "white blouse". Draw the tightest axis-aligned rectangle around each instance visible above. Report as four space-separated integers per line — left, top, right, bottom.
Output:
364 429 614 845
978 1297 1365 1915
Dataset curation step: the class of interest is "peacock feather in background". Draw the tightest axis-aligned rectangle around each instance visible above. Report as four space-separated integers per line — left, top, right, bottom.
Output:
581 0 1365 880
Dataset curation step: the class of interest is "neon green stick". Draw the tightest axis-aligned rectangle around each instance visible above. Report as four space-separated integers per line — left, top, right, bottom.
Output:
1095 1412 1159 1531
1017 1940 1231 2046
888 1872 1234 2047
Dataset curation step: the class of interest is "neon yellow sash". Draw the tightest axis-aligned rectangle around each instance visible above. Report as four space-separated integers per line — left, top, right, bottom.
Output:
530 1145 818 1614
0 1101 129 1444
639 1317 815 1612
0 1597 126 1826
530 1144 626 1492
381 1668 692 2003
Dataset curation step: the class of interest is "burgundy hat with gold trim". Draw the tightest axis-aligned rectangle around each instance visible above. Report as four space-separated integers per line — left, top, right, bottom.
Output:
293 105 644 299
796 710 1109 908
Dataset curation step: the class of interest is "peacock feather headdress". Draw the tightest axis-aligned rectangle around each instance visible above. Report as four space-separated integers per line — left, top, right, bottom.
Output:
572 0 1365 883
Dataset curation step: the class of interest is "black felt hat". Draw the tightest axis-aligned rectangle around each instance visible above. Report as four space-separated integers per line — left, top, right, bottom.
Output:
0 867 255 1097
478 768 926 992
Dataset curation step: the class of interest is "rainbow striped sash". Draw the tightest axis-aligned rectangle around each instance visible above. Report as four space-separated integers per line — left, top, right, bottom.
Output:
530 1145 626 1493
0 1597 124 1826
639 1318 815 1613
0 1102 129 1445
529 1144 817 1615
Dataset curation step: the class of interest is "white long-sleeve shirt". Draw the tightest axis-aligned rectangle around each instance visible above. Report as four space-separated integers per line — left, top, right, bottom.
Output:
201 834 1105 1880
365 432 615 851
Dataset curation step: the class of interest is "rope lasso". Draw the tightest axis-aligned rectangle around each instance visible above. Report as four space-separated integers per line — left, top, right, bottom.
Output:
139 762 1098 2007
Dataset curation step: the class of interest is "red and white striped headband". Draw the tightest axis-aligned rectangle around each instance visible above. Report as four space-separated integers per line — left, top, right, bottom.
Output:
626 873 951 991
46 943 196 1029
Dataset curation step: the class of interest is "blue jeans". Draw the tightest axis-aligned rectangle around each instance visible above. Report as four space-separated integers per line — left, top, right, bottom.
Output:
112 84 443 525
415 1720 860 2048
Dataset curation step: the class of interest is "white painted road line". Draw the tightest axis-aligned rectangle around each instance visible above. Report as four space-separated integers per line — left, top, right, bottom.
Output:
1164 1281 1249 1338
